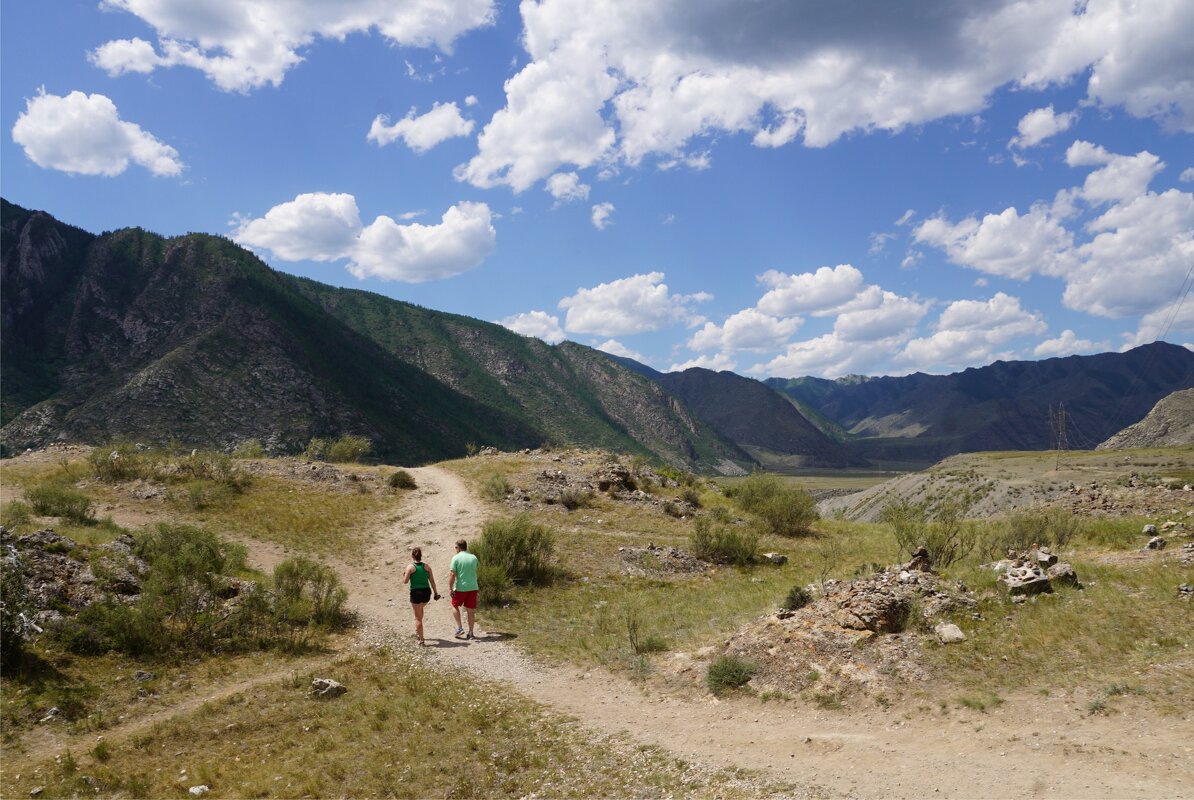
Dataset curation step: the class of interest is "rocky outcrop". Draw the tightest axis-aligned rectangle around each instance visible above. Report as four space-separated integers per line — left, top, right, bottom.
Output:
1098 389 1194 450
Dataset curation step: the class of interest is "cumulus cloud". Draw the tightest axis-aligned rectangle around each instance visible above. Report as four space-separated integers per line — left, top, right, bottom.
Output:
831 288 931 341
669 352 737 373
91 0 495 92
913 205 1073 280
545 172 590 203
591 201 615 230
11 89 183 177
900 293 1047 372
1180 167 1194 182
755 265 865 317
1009 105 1077 149
1033 330 1108 358
459 0 1194 191
754 334 910 379
499 310 566 343
688 308 802 352
368 102 474 153
594 339 647 362
558 272 710 336
232 192 495 282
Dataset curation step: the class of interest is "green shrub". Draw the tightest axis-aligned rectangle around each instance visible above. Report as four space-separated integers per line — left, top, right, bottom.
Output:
881 494 976 568
474 515 556 585
557 488 593 510
87 442 154 481
272 556 349 629
24 482 94 523
729 473 818 536
1 559 30 668
388 470 417 490
325 435 372 463
690 517 758 566
233 439 266 458
680 487 702 507
706 654 757 695
782 585 812 611
480 473 511 501
0 500 34 531
303 438 329 461
476 562 514 607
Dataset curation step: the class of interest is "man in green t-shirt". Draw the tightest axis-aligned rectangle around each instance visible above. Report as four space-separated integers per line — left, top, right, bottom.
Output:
449 539 480 640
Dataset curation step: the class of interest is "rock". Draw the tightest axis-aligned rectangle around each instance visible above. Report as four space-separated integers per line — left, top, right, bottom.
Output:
310 678 346 698
1143 524 1157 535
999 563 1052 596
29 788 44 797
1178 583 1192 600
189 785 211 797
38 707 61 724
133 670 155 682
1145 536 1167 551
1046 562 1081 588
835 587 911 633
762 552 788 565
934 622 966 643
1034 548 1058 567
905 547 932 572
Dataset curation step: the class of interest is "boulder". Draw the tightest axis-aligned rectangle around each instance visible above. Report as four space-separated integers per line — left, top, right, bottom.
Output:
934 622 966 644
1046 562 1081 588
1034 548 1058 567
1145 536 1167 551
1143 524 1158 535
310 678 346 698
905 547 932 573
762 552 788 565
999 563 1052 596
834 587 911 633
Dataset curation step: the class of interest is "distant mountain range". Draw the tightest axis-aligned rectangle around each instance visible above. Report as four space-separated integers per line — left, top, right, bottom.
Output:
3 198 1191 470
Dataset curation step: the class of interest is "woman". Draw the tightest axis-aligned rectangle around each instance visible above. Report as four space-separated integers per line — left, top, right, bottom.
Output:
402 547 440 645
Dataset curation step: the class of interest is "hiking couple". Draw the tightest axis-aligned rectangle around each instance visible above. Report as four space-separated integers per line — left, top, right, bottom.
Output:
401 540 479 645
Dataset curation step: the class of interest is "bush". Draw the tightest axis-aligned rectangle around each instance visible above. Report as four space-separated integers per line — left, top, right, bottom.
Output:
690 517 758 566
782 585 812 611
0 500 34 531
388 470 417 490
326 435 372 463
881 494 976 568
233 439 266 458
480 473 510 501
474 515 556 585
24 482 94 523
272 556 349 629
303 438 329 461
729 473 818 536
1 559 30 668
476 562 514 607
679 487 702 508
706 654 757 695
87 442 153 481
557 488 593 510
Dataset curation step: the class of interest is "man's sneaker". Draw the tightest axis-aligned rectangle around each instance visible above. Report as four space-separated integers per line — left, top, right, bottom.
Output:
465 632 475 640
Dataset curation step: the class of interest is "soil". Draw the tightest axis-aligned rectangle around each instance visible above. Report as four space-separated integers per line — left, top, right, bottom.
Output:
7 454 1193 797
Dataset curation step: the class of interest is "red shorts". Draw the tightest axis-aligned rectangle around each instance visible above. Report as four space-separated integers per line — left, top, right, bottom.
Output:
451 590 478 609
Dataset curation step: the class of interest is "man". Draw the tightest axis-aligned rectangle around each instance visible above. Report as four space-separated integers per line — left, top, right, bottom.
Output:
448 538 480 640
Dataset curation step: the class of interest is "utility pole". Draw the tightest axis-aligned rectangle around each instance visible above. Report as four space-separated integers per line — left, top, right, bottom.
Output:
1053 401 1068 471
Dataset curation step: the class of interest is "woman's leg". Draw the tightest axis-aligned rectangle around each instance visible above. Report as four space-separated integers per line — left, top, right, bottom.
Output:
412 602 425 641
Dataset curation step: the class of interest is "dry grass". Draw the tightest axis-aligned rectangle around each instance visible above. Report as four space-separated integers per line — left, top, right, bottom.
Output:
1 648 781 800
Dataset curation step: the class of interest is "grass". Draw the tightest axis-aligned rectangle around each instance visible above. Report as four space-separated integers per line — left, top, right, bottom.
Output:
1 648 777 800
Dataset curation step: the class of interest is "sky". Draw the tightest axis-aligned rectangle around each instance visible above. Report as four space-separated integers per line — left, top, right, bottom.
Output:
3 0 1193 380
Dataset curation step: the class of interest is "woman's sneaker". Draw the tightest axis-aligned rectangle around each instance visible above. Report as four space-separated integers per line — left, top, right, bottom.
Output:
454 628 466 639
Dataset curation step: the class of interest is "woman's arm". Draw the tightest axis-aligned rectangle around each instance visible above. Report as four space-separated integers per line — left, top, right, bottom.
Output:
426 565 440 597
402 563 414 585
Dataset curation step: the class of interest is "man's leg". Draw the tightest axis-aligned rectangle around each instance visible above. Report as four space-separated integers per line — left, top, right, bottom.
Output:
452 603 463 633
466 606 476 635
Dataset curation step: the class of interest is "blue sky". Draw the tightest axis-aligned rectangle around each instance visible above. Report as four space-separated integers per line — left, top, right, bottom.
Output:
3 0 1192 378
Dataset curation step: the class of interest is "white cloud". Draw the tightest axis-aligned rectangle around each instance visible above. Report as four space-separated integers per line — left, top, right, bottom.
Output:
1179 167 1194 182
900 293 1047 372
545 171 590 203
1121 301 1194 349
499 310 566 344
232 192 495 282
754 333 909 379
895 209 916 227
832 288 931 341
1065 142 1164 205
591 201 615 230
688 308 801 352
11 89 182 177
368 102 474 153
594 339 646 362
1009 105 1077 149
755 264 865 317
1033 330 1108 358
669 352 736 373
459 0 1194 191
464 95 478 107
913 205 1073 280
559 272 710 336
91 0 496 92
868 231 896 254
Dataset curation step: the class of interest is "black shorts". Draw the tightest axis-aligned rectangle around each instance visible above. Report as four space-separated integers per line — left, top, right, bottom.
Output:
410 587 432 605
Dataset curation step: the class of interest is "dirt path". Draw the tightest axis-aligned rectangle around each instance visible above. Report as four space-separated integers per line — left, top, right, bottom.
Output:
324 466 1193 799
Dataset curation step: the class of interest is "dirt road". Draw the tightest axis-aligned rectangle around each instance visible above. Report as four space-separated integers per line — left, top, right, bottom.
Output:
339 466 1193 799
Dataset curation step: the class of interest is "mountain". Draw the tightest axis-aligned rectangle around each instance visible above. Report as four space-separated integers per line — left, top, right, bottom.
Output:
767 345 1194 466
0 199 751 472
1097 388 1194 450
652 368 854 468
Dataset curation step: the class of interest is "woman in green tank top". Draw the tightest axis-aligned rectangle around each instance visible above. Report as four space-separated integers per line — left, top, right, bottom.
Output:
402 547 441 645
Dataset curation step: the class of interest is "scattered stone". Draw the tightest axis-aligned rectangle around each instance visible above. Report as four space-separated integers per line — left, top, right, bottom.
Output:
38 707 61 724
999 563 1052 596
1046 562 1081 588
1143 524 1157 535
934 622 966 643
1145 536 1167 551
133 670 155 682
762 552 788 565
310 678 346 698
29 787 44 797
905 547 932 572
1034 548 1058 567
189 785 211 797
1178 584 1192 601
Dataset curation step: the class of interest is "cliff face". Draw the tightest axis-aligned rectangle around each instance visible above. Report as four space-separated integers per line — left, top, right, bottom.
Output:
0 200 750 472
1098 389 1194 450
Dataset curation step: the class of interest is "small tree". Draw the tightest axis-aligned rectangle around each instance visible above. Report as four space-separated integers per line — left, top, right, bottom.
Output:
729 473 818 536
881 493 976 568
